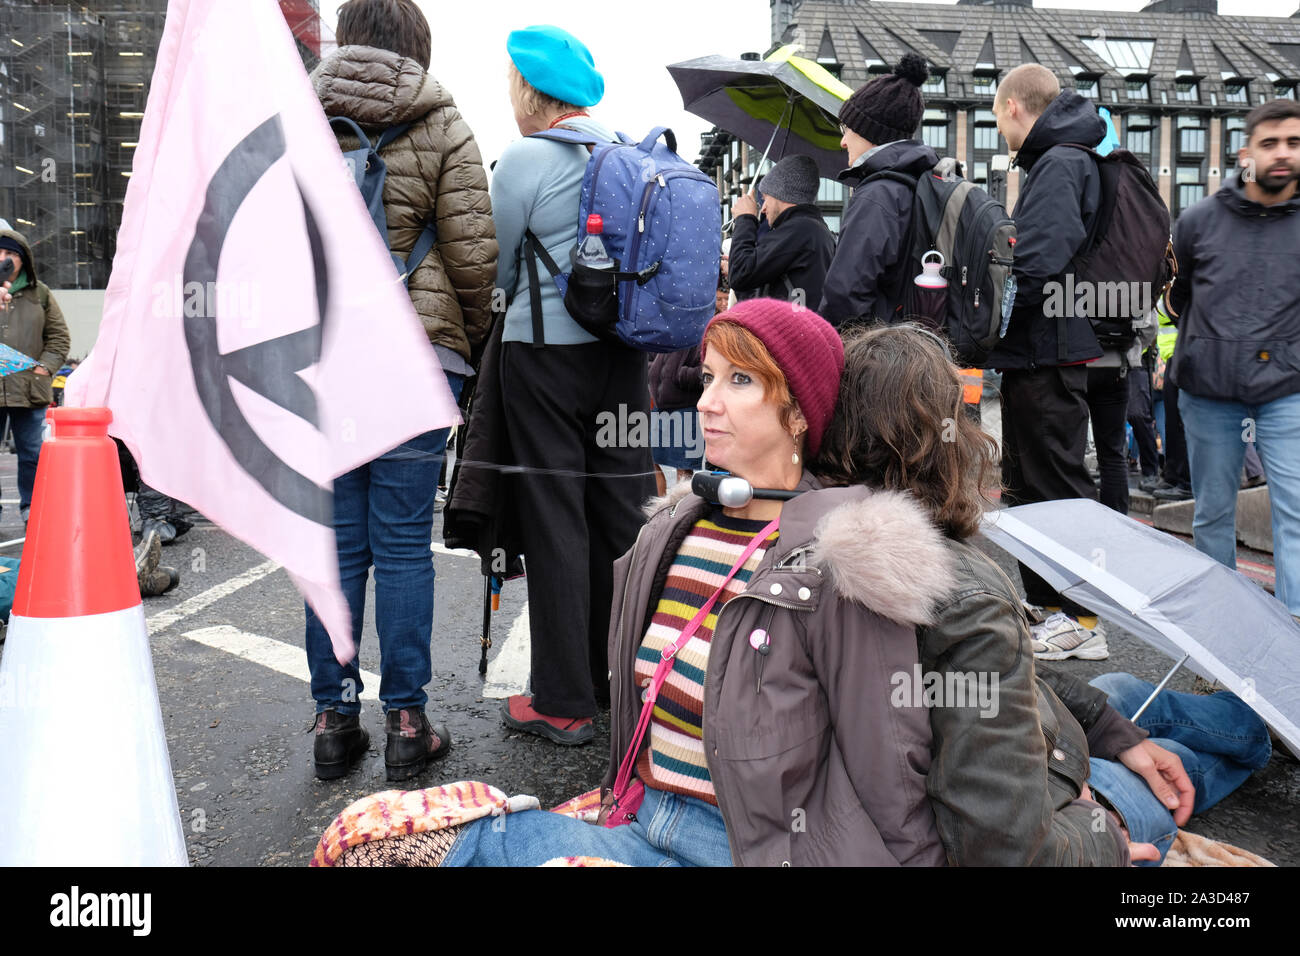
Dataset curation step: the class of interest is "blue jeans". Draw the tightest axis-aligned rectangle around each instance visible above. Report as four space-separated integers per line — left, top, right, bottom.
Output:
1179 390 1300 614
443 785 733 867
1086 673 1272 866
304 372 463 714
0 406 46 512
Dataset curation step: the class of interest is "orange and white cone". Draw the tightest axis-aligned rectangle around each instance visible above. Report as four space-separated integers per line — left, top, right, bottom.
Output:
0 407 187 865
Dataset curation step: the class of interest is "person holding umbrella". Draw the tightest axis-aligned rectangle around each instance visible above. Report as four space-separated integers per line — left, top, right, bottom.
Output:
727 154 835 308
815 323 1274 866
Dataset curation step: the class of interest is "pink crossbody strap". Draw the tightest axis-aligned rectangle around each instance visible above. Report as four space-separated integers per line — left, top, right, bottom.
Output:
609 517 780 805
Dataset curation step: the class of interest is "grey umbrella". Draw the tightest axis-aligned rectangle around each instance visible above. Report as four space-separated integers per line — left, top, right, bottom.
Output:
667 48 852 179
981 498 1300 753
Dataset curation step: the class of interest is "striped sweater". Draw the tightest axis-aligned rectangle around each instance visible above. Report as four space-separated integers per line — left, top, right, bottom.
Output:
633 510 779 805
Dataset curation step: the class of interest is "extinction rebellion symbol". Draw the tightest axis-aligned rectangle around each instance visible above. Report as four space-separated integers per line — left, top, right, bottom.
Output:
182 115 332 527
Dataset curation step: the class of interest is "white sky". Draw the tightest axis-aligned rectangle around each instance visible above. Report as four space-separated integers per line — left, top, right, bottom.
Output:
317 0 1300 168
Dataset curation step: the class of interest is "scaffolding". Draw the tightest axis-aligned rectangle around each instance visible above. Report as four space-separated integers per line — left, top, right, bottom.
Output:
0 0 325 290
0 2 110 288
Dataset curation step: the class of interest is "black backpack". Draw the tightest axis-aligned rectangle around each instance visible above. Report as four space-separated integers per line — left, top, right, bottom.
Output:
1056 145 1175 358
869 160 1017 367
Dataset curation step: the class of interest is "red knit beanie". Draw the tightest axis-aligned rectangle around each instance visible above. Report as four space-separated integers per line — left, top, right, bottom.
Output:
703 298 844 458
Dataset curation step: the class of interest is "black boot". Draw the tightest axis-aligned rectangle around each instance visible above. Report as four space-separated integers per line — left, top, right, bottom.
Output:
385 708 451 782
314 710 369 780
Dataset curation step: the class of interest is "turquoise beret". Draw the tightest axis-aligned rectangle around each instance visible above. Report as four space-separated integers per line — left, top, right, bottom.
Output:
506 25 604 109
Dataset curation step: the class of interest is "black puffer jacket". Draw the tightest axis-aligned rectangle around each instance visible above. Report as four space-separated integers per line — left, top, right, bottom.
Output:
1168 170 1300 404
729 204 836 308
985 92 1105 369
818 141 938 328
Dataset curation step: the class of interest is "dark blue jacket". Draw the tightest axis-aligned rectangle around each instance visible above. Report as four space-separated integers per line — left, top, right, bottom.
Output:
818 140 938 328
1168 171 1300 404
985 92 1106 369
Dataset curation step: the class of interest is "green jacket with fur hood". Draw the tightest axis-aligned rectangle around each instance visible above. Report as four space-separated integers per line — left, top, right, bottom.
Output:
0 228 70 409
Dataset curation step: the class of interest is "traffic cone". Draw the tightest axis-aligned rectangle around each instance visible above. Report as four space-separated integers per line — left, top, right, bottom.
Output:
0 407 188 865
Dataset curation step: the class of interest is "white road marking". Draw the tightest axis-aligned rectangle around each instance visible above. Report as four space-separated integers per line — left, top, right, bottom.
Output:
181 625 380 700
481 602 531 699
147 560 281 635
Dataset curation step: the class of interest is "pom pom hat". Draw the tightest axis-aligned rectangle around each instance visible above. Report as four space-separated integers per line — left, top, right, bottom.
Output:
507 25 605 109
838 53 929 145
704 299 844 458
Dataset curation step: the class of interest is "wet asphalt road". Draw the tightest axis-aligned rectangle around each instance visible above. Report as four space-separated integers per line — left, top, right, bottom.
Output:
0 446 1296 867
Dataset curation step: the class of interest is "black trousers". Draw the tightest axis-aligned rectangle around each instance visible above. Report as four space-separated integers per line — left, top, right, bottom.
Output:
1126 364 1160 479
1162 375 1190 488
1088 366 1131 515
1001 365 1098 615
502 340 656 718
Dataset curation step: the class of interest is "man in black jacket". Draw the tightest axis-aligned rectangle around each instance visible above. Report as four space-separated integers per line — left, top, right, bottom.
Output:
728 154 835 308
986 65 1108 657
1168 98 1300 617
818 53 936 329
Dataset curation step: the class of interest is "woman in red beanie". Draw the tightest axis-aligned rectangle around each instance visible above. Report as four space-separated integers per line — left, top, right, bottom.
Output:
332 299 954 866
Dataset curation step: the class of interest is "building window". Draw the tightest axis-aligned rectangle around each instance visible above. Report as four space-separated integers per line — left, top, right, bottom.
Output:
1276 83 1297 100
972 73 997 96
1127 129 1151 155
1225 117 1246 154
823 214 841 235
1177 165 1203 212
1179 127 1205 154
972 161 988 185
974 125 1000 151
1126 78 1150 101
816 179 845 203
1175 80 1199 103
922 72 946 96
1075 77 1098 98
922 124 948 152
1225 82 1248 104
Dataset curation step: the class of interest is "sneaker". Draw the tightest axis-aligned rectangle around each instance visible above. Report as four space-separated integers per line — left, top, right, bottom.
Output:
384 707 451 781
1138 475 1160 493
502 695 594 746
1152 481 1193 502
1031 613 1109 661
314 710 370 780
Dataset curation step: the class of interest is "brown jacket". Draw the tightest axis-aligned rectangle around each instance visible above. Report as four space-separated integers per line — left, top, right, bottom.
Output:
313 46 497 361
603 474 953 866
0 228 70 409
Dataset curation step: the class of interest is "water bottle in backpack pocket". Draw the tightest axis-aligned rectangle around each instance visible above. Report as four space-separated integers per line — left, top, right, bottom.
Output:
563 214 620 338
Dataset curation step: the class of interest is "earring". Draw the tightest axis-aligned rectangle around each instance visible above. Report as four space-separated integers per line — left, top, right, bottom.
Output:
792 433 802 466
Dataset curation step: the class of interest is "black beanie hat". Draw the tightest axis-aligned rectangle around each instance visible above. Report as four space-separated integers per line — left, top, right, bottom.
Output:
838 52 928 145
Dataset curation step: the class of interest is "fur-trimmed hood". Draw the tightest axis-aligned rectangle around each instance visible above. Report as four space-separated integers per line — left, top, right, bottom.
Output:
644 476 956 627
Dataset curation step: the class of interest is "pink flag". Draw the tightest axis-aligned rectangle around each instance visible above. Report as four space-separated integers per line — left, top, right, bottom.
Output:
66 0 460 664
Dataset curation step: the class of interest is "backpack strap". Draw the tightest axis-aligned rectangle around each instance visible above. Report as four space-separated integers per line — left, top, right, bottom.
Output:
400 218 439 283
1053 143 1108 363
327 115 373 150
523 229 559 348
862 169 923 320
636 127 677 155
527 128 601 149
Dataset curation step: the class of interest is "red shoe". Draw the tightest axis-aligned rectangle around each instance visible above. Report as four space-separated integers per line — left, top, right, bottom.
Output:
501 695 594 746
